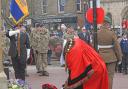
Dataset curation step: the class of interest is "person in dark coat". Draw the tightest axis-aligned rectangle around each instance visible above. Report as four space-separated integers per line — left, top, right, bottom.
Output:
78 26 90 44
6 25 30 80
120 33 128 74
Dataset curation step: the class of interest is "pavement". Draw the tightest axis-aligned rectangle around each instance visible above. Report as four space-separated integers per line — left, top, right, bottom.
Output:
9 61 67 89
9 61 128 89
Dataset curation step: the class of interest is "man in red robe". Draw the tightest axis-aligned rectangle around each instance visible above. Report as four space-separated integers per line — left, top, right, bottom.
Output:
63 38 109 89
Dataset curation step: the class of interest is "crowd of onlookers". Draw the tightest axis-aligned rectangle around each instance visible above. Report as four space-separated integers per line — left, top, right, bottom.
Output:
116 32 128 74
1 22 128 89
27 23 128 76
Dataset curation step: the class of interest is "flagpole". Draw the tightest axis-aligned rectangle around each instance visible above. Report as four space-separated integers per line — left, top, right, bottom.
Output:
0 0 2 30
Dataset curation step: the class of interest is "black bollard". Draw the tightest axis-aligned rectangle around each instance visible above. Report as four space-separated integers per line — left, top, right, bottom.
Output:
4 67 9 80
3 59 10 80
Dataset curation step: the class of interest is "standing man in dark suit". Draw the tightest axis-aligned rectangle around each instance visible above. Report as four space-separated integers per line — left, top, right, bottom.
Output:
78 26 90 44
6 25 30 80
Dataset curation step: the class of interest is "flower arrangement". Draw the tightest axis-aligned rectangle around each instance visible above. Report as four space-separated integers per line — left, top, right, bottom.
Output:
8 79 31 89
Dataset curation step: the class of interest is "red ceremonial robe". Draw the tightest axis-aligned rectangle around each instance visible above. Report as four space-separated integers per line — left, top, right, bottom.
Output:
65 38 109 89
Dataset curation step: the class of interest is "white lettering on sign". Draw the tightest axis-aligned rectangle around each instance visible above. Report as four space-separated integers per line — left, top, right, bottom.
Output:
42 19 62 23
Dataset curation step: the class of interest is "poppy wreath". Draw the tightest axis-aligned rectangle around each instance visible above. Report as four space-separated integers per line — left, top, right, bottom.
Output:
42 83 57 89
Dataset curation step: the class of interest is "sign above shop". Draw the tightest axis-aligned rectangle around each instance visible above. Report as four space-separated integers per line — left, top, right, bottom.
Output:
42 19 62 23
40 17 77 24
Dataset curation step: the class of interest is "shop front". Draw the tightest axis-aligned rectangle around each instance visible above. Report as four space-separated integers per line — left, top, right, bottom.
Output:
33 16 77 31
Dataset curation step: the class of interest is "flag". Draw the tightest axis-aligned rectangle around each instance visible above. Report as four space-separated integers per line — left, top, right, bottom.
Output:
10 0 29 24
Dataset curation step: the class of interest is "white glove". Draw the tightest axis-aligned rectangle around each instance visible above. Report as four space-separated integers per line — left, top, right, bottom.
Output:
118 61 122 65
9 30 20 36
27 49 30 59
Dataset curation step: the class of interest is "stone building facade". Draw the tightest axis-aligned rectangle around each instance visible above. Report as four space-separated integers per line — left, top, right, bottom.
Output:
29 0 87 30
101 0 128 27
0 0 128 29
29 0 128 29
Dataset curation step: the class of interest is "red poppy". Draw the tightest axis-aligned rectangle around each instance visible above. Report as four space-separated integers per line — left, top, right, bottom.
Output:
42 83 57 89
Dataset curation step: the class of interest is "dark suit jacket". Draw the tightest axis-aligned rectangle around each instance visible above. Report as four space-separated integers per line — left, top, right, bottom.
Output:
78 32 90 44
6 31 30 60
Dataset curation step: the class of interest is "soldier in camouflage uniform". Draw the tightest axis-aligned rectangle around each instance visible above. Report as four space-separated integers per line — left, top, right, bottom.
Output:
30 24 40 73
36 25 50 76
0 29 10 65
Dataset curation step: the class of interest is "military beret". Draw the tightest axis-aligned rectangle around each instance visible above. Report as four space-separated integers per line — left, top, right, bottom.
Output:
104 16 111 24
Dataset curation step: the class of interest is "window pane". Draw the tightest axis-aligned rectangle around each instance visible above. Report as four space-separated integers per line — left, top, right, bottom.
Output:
77 4 80 11
59 0 61 4
43 6 47 13
60 5 64 11
76 0 81 11
58 0 64 12
43 0 47 5
42 0 47 13
77 0 80 3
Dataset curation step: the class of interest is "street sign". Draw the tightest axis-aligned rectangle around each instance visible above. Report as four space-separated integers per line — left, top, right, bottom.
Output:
86 7 105 24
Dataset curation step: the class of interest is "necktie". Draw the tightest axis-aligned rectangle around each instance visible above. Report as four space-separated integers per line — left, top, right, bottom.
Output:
17 33 20 57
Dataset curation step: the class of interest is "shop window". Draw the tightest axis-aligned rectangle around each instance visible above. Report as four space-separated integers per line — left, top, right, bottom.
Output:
58 0 65 13
76 0 81 12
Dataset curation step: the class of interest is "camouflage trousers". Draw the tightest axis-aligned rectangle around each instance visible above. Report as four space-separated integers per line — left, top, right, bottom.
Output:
38 53 48 72
106 62 116 89
34 51 40 72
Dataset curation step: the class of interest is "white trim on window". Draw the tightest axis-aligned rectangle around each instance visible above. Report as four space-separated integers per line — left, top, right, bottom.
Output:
58 0 65 13
76 0 82 12
41 0 48 14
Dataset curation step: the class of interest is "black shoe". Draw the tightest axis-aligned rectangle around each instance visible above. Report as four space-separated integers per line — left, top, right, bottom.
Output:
25 74 29 77
43 71 49 76
39 73 43 76
37 71 41 73
123 69 128 75
118 68 122 73
125 70 128 74
118 70 122 73
48 63 52 65
61 64 65 67
39 71 49 76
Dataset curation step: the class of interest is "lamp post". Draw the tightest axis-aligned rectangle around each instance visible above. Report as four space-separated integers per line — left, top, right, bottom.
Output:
93 0 98 51
83 1 87 28
83 0 91 30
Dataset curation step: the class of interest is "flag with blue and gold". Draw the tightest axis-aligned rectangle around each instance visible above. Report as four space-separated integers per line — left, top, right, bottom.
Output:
10 0 29 24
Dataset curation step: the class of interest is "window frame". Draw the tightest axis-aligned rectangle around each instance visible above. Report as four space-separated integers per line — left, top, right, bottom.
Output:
76 0 82 12
58 0 65 13
41 0 48 14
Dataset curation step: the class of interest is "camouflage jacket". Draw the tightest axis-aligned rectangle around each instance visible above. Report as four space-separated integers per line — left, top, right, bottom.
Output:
37 28 50 53
30 28 38 50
